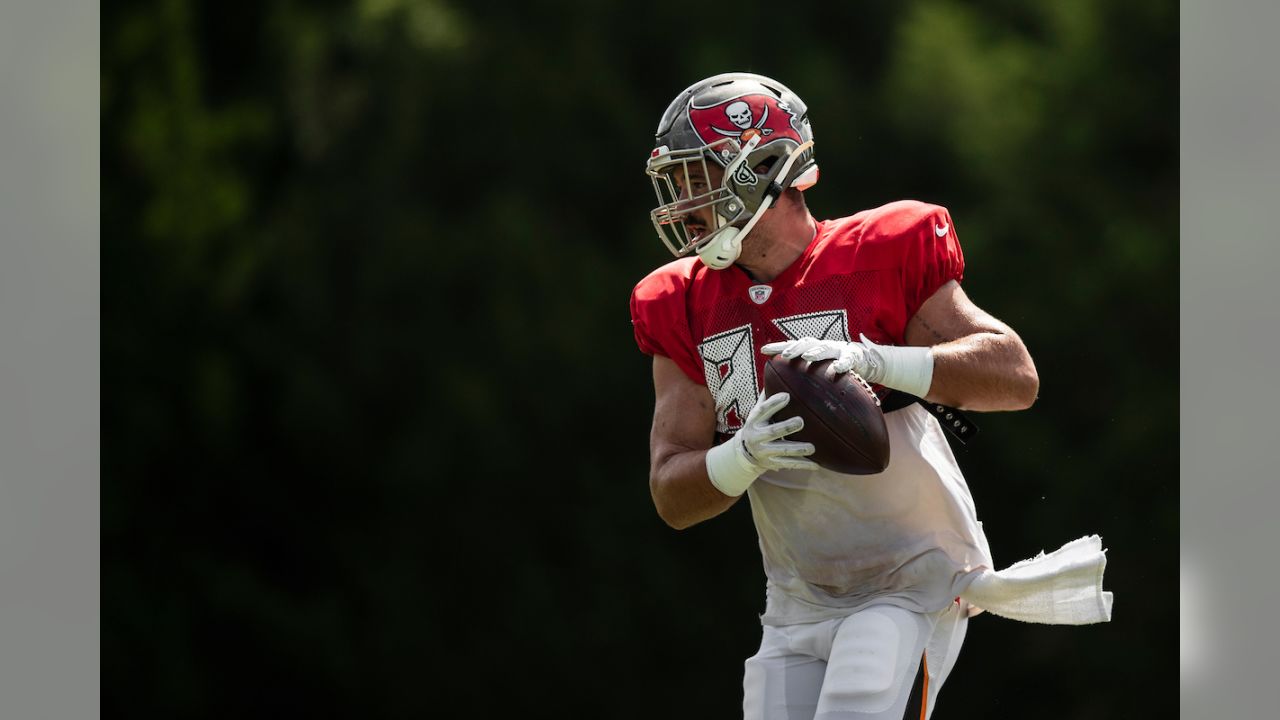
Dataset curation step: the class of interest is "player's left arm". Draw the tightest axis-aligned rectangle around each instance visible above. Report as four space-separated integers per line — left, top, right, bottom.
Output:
905 279 1039 411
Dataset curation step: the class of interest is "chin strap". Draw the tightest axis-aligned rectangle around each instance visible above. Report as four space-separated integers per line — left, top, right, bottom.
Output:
697 140 815 270
697 202 768 269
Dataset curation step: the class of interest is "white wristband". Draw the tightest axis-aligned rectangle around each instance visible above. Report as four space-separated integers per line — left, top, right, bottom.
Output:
705 436 762 497
864 337 934 398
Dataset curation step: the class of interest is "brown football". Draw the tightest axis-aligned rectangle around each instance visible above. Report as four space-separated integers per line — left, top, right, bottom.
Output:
762 355 890 475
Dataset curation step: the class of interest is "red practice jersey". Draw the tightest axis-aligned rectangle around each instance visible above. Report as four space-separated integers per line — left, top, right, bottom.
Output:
631 200 964 438
632 200 993 622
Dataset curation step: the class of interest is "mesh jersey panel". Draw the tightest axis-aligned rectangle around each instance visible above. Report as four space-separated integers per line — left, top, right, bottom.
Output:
694 270 888 437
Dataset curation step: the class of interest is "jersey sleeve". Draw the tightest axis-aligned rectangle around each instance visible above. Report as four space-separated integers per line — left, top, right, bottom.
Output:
895 202 965 321
629 265 706 386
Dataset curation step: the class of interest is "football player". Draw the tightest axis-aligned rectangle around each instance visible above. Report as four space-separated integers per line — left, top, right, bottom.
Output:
630 73 1044 720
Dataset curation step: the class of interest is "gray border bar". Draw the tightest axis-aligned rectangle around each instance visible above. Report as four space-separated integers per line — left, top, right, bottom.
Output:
1182 1 1280 716
0 1 100 717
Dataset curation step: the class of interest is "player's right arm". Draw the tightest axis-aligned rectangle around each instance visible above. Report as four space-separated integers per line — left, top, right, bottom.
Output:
649 355 818 530
648 355 738 530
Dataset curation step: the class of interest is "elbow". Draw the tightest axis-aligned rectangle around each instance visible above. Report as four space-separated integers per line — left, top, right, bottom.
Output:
650 474 693 531
1011 363 1040 410
998 339 1039 410
660 512 694 531
655 504 694 531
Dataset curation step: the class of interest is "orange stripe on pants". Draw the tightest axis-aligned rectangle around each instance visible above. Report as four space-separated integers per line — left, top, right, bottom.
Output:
918 654 929 720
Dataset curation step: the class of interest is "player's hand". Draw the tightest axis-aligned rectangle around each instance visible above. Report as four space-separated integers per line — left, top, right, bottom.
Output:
762 334 934 398
705 391 818 497
737 391 819 472
761 336 879 382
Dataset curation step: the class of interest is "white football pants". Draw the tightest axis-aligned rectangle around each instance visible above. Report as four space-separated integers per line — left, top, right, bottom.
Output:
743 601 968 720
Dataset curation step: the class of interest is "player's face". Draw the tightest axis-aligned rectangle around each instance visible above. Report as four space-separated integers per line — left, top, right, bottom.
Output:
668 162 724 245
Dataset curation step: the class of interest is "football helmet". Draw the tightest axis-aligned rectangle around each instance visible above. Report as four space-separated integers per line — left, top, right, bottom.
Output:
646 72 819 269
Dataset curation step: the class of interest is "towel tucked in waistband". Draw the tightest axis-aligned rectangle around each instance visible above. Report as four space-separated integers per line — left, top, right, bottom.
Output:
959 535 1113 625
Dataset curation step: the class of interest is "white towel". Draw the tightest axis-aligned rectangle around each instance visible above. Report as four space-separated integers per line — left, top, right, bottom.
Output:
959 535 1113 625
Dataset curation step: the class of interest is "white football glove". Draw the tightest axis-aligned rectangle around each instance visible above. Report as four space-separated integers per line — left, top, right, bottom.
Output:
760 334 934 398
705 391 819 497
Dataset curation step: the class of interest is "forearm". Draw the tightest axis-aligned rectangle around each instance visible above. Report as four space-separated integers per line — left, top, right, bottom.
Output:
646 358 812 529
650 448 740 530
924 331 1039 411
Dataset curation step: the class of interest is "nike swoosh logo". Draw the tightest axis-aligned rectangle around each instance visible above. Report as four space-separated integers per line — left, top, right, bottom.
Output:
935 223 949 237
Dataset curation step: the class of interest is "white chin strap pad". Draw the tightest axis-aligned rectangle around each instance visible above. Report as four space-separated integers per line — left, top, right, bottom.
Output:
698 141 812 271
699 192 773 270
697 227 742 270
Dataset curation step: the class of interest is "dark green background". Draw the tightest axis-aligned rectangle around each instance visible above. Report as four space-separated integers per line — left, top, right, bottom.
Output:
104 0 1176 717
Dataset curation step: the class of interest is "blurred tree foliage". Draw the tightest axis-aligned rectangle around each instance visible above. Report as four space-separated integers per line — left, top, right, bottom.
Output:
104 0 1175 717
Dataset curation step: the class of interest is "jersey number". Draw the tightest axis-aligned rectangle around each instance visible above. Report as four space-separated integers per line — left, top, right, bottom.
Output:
698 310 852 434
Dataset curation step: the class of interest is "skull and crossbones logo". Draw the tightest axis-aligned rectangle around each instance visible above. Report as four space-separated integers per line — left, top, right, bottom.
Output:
712 99 773 138
725 101 753 129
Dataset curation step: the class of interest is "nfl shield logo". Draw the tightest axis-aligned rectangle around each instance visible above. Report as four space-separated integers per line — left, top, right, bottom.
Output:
748 285 772 304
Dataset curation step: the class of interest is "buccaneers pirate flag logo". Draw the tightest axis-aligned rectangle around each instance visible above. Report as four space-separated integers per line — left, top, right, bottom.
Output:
687 94 803 148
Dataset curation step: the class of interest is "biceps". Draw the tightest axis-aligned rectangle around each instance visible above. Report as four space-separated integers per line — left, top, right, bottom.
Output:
905 280 1013 346
650 355 718 464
